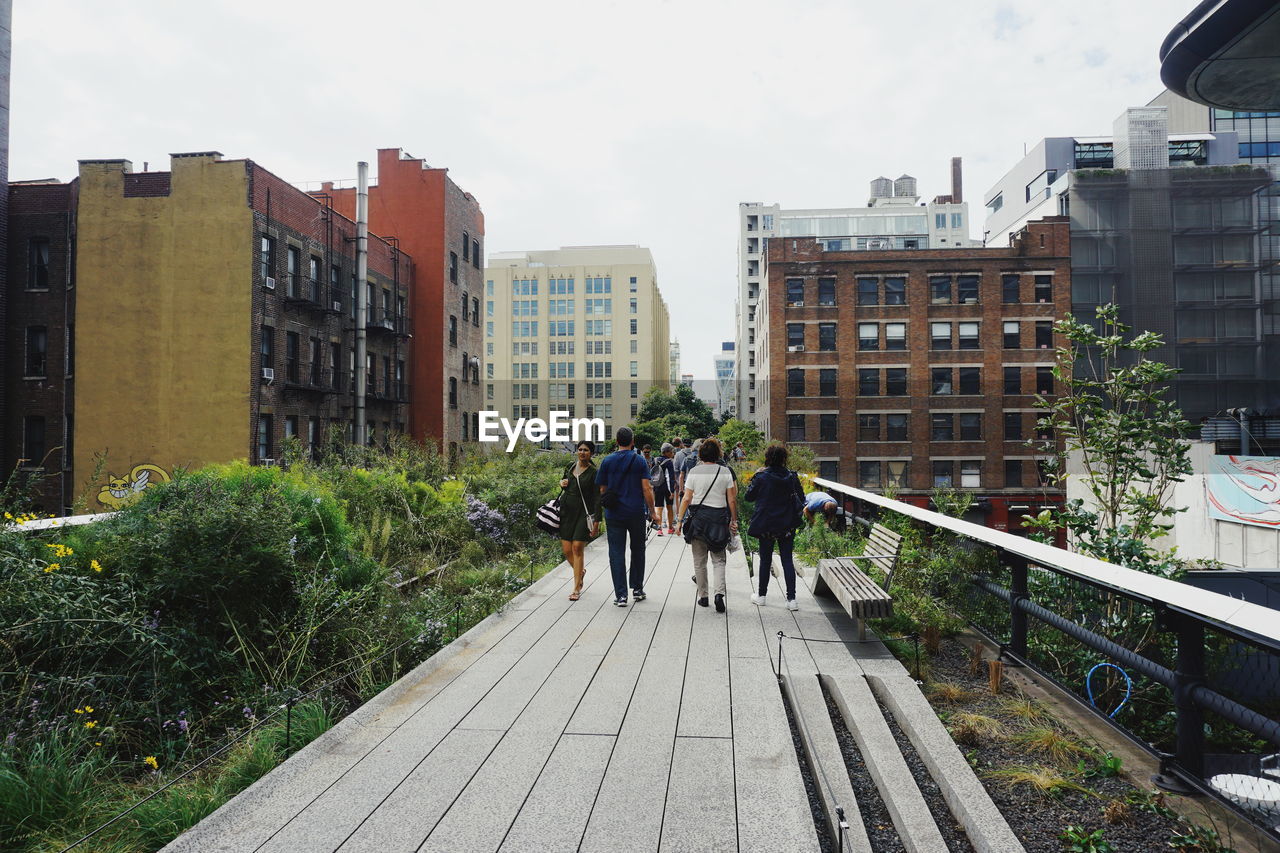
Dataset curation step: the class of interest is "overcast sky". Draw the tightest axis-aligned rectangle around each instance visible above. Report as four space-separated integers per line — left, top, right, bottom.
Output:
11 0 1194 384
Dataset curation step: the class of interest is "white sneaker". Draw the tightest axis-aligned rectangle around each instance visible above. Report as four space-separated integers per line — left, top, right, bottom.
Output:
750 593 766 606
786 598 799 611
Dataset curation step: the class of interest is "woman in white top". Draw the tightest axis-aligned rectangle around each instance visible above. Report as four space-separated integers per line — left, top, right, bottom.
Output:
674 438 739 612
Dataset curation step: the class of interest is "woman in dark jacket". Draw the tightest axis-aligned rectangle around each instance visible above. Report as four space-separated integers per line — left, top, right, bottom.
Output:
745 443 805 610
558 440 599 601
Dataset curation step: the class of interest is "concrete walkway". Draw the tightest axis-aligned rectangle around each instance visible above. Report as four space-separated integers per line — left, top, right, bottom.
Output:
162 530 1018 853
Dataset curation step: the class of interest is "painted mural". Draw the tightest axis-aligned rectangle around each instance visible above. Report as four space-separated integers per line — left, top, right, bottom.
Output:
97 464 173 510
1207 455 1280 528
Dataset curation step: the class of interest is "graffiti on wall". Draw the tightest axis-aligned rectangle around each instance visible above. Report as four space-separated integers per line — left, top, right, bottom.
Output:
97 464 173 510
1207 455 1280 528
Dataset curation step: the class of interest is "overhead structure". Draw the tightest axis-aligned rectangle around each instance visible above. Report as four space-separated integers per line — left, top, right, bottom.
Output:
1160 0 1280 110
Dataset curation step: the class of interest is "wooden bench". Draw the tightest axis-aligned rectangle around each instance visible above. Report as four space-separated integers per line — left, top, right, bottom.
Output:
814 522 903 641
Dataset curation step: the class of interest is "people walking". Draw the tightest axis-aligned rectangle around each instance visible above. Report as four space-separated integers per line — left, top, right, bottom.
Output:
596 427 661 607
746 443 805 610
650 442 677 534
674 438 738 612
732 441 747 462
557 440 599 601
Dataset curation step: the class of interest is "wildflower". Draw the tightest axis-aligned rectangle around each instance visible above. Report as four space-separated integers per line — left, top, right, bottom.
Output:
74 707 84 714
84 720 96 729
94 741 101 746
91 560 103 572
44 563 60 573
143 755 158 770
84 705 94 713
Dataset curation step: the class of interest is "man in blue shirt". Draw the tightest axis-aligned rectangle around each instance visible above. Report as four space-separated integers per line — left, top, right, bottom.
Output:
804 490 839 524
597 427 661 606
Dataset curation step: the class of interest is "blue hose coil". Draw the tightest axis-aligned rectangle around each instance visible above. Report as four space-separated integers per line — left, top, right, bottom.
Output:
1086 662 1133 718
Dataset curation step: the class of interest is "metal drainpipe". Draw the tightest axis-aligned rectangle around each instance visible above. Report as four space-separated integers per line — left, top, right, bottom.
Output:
355 162 368 446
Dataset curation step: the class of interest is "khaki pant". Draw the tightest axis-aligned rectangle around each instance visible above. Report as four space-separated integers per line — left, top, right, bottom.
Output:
692 539 727 599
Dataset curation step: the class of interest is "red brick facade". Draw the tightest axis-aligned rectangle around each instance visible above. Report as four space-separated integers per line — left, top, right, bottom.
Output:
761 217 1071 531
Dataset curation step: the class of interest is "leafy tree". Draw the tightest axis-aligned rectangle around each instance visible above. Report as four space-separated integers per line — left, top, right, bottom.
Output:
630 385 718 448
1025 304 1192 577
715 418 766 457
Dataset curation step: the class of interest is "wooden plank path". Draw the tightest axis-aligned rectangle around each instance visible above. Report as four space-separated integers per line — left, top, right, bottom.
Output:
160 531 963 853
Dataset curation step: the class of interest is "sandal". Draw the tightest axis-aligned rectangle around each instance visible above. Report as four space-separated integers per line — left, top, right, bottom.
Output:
569 589 581 601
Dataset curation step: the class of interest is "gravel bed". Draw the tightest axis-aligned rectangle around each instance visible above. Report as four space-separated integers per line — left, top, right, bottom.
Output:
820 681 906 852
779 681 835 852
926 640 1184 852
873 692 975 852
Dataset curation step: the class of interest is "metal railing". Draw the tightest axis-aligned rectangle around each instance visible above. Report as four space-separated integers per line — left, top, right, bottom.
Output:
814 477 1280 842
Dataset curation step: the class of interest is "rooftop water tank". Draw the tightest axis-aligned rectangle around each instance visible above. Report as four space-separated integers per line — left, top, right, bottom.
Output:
894 174 917 198
870 176 893 199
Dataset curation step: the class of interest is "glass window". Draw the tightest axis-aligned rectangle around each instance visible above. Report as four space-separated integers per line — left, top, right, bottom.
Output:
960 460 981 488
886 414 908 441
1035 321 1054 349
931 368 952 395
951 213 964 229
1034 275 1053 303
1003 367 1021 395
885 322 906 350
1004 459 1022 488
27 238 50 289
887 460 908 487
257 414 272 460
819 368 837 396
958 367 980 394
959 413 982 440
1003 321 1020 349
931 322 951 349
1004 412 1023 443
22 415 45 465
1036 367 1054 395
818 323 837 351
858 368 879 396
884 277 906 305
859 460 882 488
885 368 907 396
787 368 805 397
259 235 275 282
957 275 979 304
857 277 878 306
818 460 838 481
1002 274 1020 303
820 414 837 442
958 321 979 349
787 278 805 306
858 414 880 441
787 414 806 442
931 413 954 441
935 213 947 229
787 323 805 348
858 323 878 350
818 277 836 306
24 326 48 376
932 460 953 488
930 276 951 304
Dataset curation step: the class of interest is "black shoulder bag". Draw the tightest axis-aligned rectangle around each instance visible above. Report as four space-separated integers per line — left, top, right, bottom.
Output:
683 465 731 551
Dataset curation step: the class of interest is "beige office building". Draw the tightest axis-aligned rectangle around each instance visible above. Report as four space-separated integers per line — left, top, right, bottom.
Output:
483 245 671 442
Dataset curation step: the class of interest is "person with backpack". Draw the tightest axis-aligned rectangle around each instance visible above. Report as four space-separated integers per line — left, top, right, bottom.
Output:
650 442 677 534
674 438 739 612
557 440 599 601
746 443 806 610
596 427 661 607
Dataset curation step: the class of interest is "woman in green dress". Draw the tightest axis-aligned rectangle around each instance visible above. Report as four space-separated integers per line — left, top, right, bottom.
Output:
558 440 599 600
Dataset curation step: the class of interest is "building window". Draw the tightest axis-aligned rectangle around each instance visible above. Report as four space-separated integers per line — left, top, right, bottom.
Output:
309 256 322 301
331 264 342 310
859 414 879 441
858 323 878 351
886 413 908 441
884 322 906 351
886 460 908 486
884 277 906 305
885 368 907 396
818 460 838 481
630 382 638 398
27 238 50 289
472 238 480 268
629 297 637 314
286 246 301 297
260 326 275 371
1004 411 1023 441
1036 367 1054 395
630 319 638 335
859 460 881 488
1003 321 1020 349
819 368 837 397
957 275 979 304
930 276 951 304
857 277 878 306
1002 274 1020 304
472 297 480 326
462 231 470 262
858 368 879 396
819 414 837 442
22 415 45 465
931 322 951 350
958 321 979 350
786 278 805 306
788 414 806 442
449 377 458 408
957 367 979 395
935 212 947 229
960 460 981 488
284 415 298 440
787 368 805 397
931 413 954 441
629 276 638 292
951 213 963 229
449 252 459 284
787 323 805 348
285 331 300 382
1005 458 1023 488
449 315 458 346
461 292 470 322
932 460 953 488
818 278 836 306
1003 366 1021 394
932 368 952 395
259 235 275 282
25 326 48 377
1037 459 1052 486
630 361 638 377
818 323 836 351
959 413 982 440
1035 321 1054 349
1034 274 1053 303
257 414 273 461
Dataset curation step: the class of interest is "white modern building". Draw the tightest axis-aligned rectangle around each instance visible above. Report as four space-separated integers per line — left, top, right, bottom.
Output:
736 162 976 424
714 341 735 419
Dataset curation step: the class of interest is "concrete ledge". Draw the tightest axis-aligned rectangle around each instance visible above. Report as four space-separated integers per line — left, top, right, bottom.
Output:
867 673 1025 853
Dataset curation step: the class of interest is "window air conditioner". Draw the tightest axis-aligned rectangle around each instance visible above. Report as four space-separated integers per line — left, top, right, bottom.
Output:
260 458 276 467
265 277 276 290
261 367 275 381
333 300 342 312
787 345 805 352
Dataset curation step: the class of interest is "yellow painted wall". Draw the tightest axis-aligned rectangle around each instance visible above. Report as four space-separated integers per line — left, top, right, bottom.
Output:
74 155 252 509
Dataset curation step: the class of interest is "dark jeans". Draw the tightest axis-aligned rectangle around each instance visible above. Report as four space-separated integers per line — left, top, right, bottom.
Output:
757 533 796 599
605 513 647 600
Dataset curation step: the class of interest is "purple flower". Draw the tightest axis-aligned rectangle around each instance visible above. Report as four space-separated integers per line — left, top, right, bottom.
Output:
465 496 508 545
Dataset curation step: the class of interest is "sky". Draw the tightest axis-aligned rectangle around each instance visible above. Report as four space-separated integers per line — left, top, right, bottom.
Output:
10 0 1196 384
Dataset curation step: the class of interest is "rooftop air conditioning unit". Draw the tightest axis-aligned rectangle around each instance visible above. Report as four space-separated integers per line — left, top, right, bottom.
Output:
265 277 276 290
261 367 275 382
787 345 805 352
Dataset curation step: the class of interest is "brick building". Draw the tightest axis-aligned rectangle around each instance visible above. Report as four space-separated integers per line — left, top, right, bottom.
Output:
318 149 484 454
2 152 411 514
760 217 1071 532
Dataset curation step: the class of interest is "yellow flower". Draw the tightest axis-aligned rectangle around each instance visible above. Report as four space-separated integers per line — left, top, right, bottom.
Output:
94 742 102 746
44 563 60 573
84 720 96 729
143 755 159 770
91 560 103 573
84 704 94 713
74 707 84 714
3 512 10 520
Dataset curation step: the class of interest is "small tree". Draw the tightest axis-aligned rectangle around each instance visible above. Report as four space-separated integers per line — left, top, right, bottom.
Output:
1027 304 1192 577
715 418 766 458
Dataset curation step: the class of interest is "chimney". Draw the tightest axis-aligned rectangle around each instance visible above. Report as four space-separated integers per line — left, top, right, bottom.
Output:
950 157 963 204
